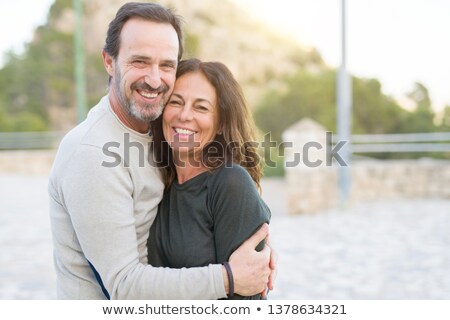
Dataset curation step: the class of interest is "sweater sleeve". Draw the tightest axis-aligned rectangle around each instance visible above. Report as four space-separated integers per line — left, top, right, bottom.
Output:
208 165 271 300
60 145 226 300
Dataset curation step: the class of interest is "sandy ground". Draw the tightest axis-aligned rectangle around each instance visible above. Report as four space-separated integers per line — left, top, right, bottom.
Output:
1 173 449 299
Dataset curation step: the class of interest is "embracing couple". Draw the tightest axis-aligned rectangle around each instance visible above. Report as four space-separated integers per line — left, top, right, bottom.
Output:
49 2 276 300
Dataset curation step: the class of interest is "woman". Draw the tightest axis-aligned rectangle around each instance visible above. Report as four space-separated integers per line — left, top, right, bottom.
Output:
148 58 271 299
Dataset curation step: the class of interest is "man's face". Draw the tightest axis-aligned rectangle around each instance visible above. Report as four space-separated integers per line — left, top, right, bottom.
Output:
105 19 179 124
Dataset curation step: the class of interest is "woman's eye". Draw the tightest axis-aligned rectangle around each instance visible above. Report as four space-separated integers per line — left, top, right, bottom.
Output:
196 105 208 111
169 100 181 105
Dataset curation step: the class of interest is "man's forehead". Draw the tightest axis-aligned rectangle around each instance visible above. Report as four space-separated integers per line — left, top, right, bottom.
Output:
118 19 179 60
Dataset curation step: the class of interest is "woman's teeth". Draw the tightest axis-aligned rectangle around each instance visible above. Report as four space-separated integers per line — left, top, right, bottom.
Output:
175 128 195 135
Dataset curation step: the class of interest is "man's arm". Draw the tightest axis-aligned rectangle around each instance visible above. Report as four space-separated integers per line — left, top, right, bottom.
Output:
58 145 227 299
57 145 272 299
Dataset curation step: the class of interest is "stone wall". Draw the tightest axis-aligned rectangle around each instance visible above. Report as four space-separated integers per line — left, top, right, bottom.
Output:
352 159 450 200
286 159 450 214
1 147 448 215
283 118 450 214
0 150 56 176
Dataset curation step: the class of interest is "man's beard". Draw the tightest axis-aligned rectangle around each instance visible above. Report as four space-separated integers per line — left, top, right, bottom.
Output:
126 92 164 122
113 67 168 122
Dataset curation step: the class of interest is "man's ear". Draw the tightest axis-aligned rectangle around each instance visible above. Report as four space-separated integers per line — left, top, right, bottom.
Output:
102 50 114 77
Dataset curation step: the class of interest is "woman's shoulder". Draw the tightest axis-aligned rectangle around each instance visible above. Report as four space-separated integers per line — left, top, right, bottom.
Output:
210 163 252 183
205 164 256 198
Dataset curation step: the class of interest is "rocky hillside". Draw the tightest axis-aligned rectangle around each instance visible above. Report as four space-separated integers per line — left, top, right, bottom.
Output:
54 0 325 104
13 0 326 130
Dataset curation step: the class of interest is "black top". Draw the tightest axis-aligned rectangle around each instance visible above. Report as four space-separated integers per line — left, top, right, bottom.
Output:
147 164 271 299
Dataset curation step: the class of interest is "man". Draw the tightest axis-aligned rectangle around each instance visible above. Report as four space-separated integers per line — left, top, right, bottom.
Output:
49 2 274 299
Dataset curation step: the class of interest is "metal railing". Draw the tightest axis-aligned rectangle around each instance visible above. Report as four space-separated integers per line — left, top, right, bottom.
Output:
0 131 66 150
1 131 449 153
349 132 450 153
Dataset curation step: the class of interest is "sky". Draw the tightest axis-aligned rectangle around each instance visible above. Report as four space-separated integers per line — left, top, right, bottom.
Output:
0 0 54 64
233 0 450 113
0 0 449 112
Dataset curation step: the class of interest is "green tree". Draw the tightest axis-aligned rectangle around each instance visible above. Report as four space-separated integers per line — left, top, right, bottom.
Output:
397 82 436 133
352 77 405 134
254 70 336 144
0 0 74 132
254 70 412 143
439 105 450 131
253 70 446 162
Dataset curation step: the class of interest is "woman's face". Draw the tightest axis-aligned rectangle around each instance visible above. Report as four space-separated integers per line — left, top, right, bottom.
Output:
163 71 219 161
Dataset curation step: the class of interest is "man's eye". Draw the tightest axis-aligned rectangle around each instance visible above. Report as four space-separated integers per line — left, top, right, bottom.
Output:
161 63 175 71
133 61 146 67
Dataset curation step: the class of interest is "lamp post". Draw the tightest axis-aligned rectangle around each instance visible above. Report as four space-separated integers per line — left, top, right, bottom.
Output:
73 0 87 123
336 0 352 207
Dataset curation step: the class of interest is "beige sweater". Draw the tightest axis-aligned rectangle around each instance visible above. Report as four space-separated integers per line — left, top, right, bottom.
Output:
48 96 226 299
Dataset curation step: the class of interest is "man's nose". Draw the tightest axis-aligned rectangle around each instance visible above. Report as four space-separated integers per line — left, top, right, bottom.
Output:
144 66 162 89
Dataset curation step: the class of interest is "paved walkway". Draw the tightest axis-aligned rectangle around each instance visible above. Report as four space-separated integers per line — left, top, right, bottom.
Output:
1 174 449 299
262 178 450 299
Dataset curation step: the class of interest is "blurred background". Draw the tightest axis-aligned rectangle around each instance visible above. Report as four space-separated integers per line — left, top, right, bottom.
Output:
0 0 449 299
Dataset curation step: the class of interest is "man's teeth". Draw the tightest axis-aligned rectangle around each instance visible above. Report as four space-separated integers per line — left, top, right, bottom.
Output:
175 128 195 135
139 91 158 98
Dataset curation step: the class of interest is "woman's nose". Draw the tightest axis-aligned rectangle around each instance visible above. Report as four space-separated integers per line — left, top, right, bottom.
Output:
178 105 193 121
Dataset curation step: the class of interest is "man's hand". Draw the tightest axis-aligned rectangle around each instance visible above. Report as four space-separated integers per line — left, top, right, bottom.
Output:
227 223 271 296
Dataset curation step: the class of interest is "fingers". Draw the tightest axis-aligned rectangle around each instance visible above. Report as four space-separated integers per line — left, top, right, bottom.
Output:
246 223 269 249
266 234 277 291
259 239 271 263
261 287 268 299
268 267 277 291
269 245 278 270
